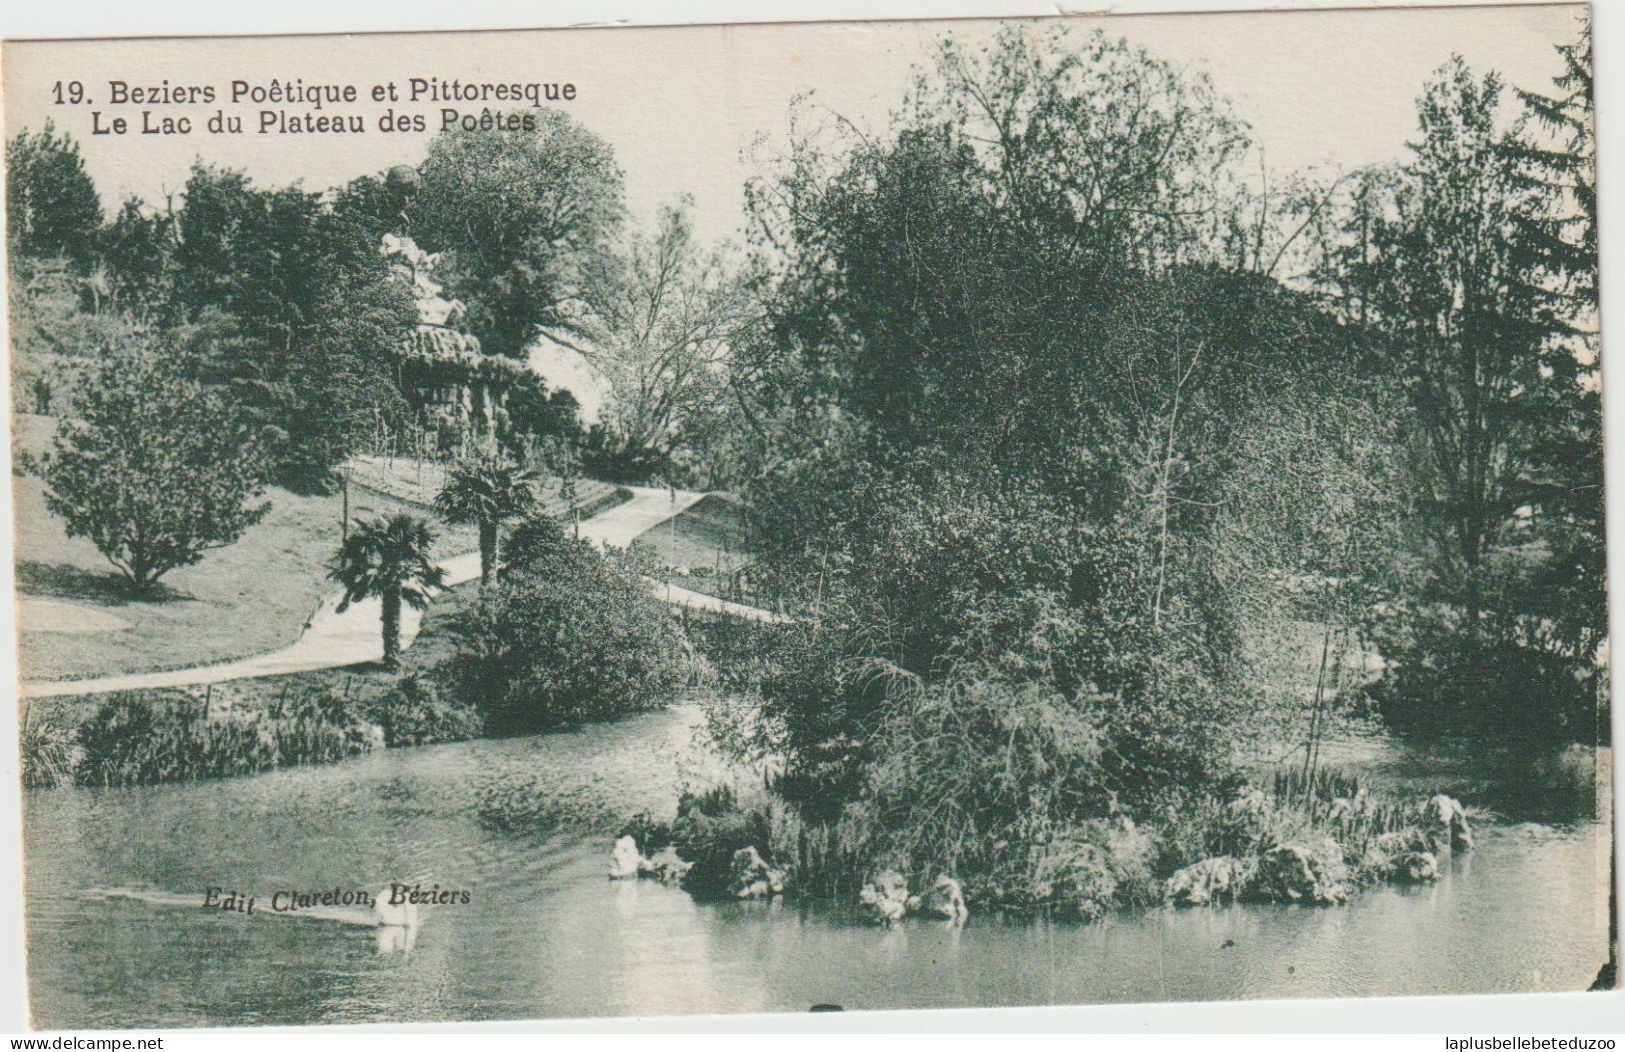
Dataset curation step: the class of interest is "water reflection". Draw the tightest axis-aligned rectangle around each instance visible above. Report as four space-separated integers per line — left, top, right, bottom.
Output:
22 707 1613 1028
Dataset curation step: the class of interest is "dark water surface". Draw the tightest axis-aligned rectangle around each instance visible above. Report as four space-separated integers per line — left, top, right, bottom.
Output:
24 707 1614 1028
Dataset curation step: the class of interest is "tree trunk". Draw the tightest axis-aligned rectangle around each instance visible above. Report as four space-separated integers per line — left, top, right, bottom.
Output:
381 586 402 669
479 520 498 586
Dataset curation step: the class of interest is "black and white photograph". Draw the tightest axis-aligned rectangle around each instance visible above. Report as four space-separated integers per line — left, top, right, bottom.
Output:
1 0 1615 1030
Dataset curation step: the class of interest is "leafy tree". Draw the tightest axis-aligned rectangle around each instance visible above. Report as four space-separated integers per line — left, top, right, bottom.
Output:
100 197 178 322
329 513 446 668
722 26 1417 869
1382 61 1573 624
40 340 270 596
586 201 750 462
539 435 586 536
501 374 583 448
6 122 102 266
742 27 1247 478
7 256 135 414
434 447 539 585
1329 55 1602 743
414 111 624 358
169 163 415 490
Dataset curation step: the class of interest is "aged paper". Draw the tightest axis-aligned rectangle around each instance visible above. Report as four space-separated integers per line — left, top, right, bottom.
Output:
4 4 1613 1029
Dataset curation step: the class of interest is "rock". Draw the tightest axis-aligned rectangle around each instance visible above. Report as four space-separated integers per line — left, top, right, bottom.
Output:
609 835 643 880
1390 850 1439 883
1374 828 1435 856
1254 839 1350 905
640 846 694 885
1422 794 1474 849
727 846 787 899
907 875 969 922
1362 831 1443 884
859 869 910 924
1166 856 1253 906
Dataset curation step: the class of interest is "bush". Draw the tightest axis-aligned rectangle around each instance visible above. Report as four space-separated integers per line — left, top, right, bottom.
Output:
739 460 1247 825
1367 617 1605 748
75 689 379 787
368 675 482 747
447 515 691 732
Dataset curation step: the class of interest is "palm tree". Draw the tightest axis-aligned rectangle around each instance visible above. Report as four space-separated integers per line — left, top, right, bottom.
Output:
330 513 447 668
434 449 539 585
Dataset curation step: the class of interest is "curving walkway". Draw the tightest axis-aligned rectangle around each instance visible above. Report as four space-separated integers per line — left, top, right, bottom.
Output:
19 485 782 700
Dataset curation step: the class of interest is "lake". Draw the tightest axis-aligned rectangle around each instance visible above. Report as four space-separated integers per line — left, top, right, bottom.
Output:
22 705 1614 1027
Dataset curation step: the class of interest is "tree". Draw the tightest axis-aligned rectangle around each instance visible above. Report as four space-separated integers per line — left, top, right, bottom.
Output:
433 448 539 585
414 111 625 358
1330 56 1602 743
1346 61 1571 625
6 122 102 266
586 201 750 462
1509 12 1595 310
100 197 178 322
40 340 270 596
169 163 416 491
8 255 135 414
539 436 585 537
329 513 447 668
1505 15 1603 674
742 27 1247 478
730 26 1384 830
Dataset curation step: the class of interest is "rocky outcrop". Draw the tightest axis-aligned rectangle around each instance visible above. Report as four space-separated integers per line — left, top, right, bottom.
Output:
1422 794 1474 849
1166 856 1254 906
1253 838 1351 904
859 869 910 923
609 835 644 879
642 846 694 885
1361 829 1440 883
907 875 969 923
727 846 787 899
1389 850 1439 883
609 835 697 884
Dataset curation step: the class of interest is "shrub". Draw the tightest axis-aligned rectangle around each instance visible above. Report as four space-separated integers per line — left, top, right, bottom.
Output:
739 460 1248 826
1367 615 1604 748
668 786 769 899
447 515 690 732
368 675 482 747
75 690 379 786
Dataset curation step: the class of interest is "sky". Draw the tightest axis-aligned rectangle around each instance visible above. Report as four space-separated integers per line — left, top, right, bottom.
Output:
2 4 1587 249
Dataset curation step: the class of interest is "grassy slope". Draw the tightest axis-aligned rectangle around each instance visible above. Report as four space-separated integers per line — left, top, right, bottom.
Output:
12 415 637 682
631 493 752 575
25 578 482 730
13 473 479 682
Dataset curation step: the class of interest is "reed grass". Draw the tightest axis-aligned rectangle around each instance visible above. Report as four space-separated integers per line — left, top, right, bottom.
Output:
20 711 76 788
71 690 379 787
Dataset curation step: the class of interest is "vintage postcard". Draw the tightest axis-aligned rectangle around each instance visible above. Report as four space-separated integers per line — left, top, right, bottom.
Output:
3 2 1614 1029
